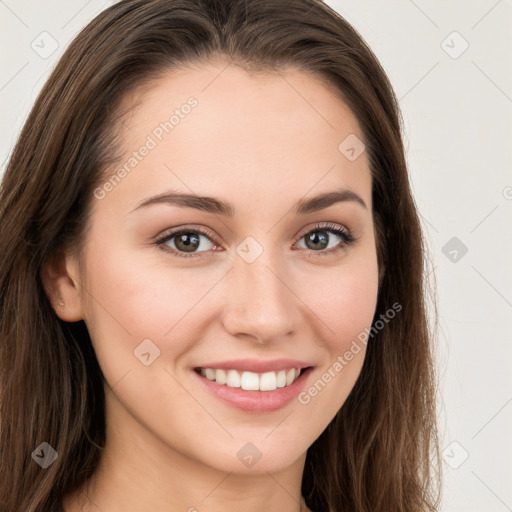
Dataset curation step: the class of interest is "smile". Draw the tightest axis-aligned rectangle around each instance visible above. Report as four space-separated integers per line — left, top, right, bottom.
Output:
195 367 303 391
192 361 315 413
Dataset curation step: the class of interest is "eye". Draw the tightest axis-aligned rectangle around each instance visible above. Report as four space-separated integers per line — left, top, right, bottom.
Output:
155 226 219 259
295 222 356 256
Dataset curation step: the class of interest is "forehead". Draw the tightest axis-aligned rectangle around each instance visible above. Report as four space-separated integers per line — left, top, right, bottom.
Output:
97 60 372 217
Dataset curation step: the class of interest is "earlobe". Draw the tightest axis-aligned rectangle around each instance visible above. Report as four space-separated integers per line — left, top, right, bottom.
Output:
41 251 84 322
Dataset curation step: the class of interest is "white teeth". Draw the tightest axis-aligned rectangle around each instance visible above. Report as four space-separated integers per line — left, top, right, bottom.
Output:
198 367 303 391
240 371 259 391
276 370 287 388
226 369 241 387
215 368 227 385
260 371 277 391
204 368 216 380
286 369 296 386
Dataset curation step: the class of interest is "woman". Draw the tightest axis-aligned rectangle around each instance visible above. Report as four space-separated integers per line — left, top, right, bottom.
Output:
0 0 442 510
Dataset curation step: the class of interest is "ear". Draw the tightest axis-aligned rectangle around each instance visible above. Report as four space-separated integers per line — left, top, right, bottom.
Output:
42 250 85 322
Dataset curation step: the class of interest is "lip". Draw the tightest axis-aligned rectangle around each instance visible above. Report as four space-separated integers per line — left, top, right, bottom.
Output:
193 358 312 373
192 365 314 413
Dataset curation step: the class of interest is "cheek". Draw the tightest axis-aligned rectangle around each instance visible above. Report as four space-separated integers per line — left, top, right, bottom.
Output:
290 256 378 435
300 252 380 348
81 240 222 369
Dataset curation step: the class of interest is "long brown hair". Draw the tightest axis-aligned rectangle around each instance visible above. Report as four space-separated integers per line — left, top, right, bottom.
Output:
0 1 442 510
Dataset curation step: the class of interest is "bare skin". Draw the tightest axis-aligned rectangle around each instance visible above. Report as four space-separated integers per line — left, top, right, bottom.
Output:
46 59 379 512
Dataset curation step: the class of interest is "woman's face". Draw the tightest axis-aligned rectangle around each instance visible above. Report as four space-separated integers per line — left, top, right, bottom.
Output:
68 60 379 475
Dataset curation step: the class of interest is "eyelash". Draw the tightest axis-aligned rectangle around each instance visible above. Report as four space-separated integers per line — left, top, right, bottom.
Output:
155 222 357 259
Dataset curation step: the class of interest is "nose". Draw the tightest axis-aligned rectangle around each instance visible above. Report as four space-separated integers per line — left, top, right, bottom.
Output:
221 250 298 344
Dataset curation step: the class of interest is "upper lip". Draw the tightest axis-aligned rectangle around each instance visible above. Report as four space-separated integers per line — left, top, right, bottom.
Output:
194 358 313 373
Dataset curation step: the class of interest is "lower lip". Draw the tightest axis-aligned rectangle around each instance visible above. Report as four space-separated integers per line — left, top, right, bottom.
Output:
193 367 313 413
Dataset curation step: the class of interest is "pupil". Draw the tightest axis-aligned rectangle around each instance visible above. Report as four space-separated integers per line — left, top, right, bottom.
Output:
307 231 328 250
177 232 199 252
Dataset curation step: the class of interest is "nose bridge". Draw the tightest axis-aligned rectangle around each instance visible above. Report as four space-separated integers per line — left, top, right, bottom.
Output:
222 242 296 342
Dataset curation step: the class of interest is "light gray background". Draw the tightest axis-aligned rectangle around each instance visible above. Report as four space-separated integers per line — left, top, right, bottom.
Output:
1 1 511 510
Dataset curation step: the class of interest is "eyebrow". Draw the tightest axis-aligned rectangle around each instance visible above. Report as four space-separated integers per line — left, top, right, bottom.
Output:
129 187 367 215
